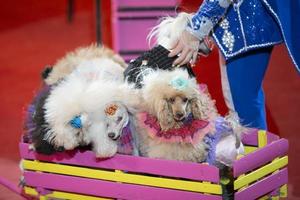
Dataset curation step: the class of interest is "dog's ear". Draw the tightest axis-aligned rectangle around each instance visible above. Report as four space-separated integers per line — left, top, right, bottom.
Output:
190 90 218 120
190 98 205 120
190 92 212 120
157 99 174 131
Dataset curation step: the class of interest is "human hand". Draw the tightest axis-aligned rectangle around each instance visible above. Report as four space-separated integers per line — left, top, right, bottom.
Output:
168 30 200 66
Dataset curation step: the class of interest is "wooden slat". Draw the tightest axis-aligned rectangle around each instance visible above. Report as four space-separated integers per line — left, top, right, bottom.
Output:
22 160 222 195
234 156 288 190
24 186 110 200
258 130 267 148
20 142 219 183
242 129 279 146
117 11 175 18
233 139 288 177
114 0 179 7
244 146 257 155
24 171 222 200
280 184 287 198
234 168 288 200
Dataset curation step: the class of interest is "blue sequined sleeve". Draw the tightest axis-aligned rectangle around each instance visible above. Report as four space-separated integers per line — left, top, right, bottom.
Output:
186 0 235 40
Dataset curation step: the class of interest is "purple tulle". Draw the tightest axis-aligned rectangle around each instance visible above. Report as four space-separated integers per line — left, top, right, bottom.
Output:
204 117 233 165
23 85 51 143
117 122 134 155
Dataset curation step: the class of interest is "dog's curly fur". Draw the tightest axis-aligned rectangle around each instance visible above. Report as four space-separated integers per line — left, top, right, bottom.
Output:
133 68 244 164
133 69 218 162
25 45 141 157
142 69 218 131
44 44 127 85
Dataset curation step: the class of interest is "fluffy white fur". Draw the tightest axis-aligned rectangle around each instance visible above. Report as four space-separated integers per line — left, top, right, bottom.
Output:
45 44 127 85
44 65 140 157
148 13 193 49
148 12 211 55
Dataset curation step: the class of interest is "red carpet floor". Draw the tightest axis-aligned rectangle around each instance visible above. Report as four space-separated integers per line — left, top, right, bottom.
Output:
0 2 299 200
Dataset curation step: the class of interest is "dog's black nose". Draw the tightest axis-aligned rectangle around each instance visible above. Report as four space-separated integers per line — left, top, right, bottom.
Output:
108 132 120 141
108 132 116 139
176 112 184 119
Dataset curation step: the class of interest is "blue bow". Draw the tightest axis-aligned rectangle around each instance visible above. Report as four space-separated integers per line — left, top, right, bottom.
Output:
170 76 189 90
70 115 82 129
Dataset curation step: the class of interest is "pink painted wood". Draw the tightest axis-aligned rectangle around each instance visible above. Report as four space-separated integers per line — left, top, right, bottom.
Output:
20 143 220 183
117 11 176 18
122 55 137 62
116 0 179 7
24 171 222 200
111 0 120 52
242 129 279 146
233 138 288 177
111 0 178 61
118 20 158 51
234 168 288 200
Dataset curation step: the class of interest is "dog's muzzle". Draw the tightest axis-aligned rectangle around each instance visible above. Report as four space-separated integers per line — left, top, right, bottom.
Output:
174 112 185 121
108 132 120 141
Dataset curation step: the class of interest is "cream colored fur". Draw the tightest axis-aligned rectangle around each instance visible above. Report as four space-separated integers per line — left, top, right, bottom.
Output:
45 44 127 85
134 69 218 162
142 69 218 129
135 68 244 163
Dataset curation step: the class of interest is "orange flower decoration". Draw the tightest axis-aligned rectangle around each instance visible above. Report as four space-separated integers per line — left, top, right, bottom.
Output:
105 104 118 116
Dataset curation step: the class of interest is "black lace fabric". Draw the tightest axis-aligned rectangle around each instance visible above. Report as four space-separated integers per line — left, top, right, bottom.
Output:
124 45 195 88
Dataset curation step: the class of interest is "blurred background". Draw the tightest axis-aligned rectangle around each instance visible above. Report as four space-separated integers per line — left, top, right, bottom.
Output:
0 0 299 199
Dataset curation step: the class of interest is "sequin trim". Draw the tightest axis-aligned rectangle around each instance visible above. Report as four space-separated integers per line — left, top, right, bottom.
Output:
237 6 247 49
219 18 235 52
213 32 282 58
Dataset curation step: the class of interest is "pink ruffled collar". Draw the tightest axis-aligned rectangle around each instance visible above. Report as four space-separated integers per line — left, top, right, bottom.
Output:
137 112 215 145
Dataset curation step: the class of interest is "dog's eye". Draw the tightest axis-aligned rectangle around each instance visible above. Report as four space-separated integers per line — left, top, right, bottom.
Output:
169 98 175 103
183 98 188 103
117 116 123 123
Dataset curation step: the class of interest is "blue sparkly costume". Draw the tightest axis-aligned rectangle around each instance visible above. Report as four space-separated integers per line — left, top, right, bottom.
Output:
186 0 300 129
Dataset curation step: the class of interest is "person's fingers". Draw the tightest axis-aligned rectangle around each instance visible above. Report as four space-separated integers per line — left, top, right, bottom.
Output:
168 42 184 57
173 48 189 66
191 51 198 65
168 39 179 50
179 51 193 66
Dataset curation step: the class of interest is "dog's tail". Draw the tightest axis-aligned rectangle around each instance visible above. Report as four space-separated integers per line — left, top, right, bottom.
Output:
147 12 212 56
147 12 192 50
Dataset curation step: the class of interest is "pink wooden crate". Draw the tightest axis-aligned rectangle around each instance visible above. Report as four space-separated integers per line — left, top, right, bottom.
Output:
20 129 288 199
233 131 288 199
20 142 221 200
111 0 179 62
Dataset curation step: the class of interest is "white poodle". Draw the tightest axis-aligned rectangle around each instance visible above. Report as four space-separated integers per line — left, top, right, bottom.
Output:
43 66 139 157
24 46 140 157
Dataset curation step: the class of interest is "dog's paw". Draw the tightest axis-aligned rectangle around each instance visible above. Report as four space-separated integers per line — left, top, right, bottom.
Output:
94 147 118 158
93 140 118 158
